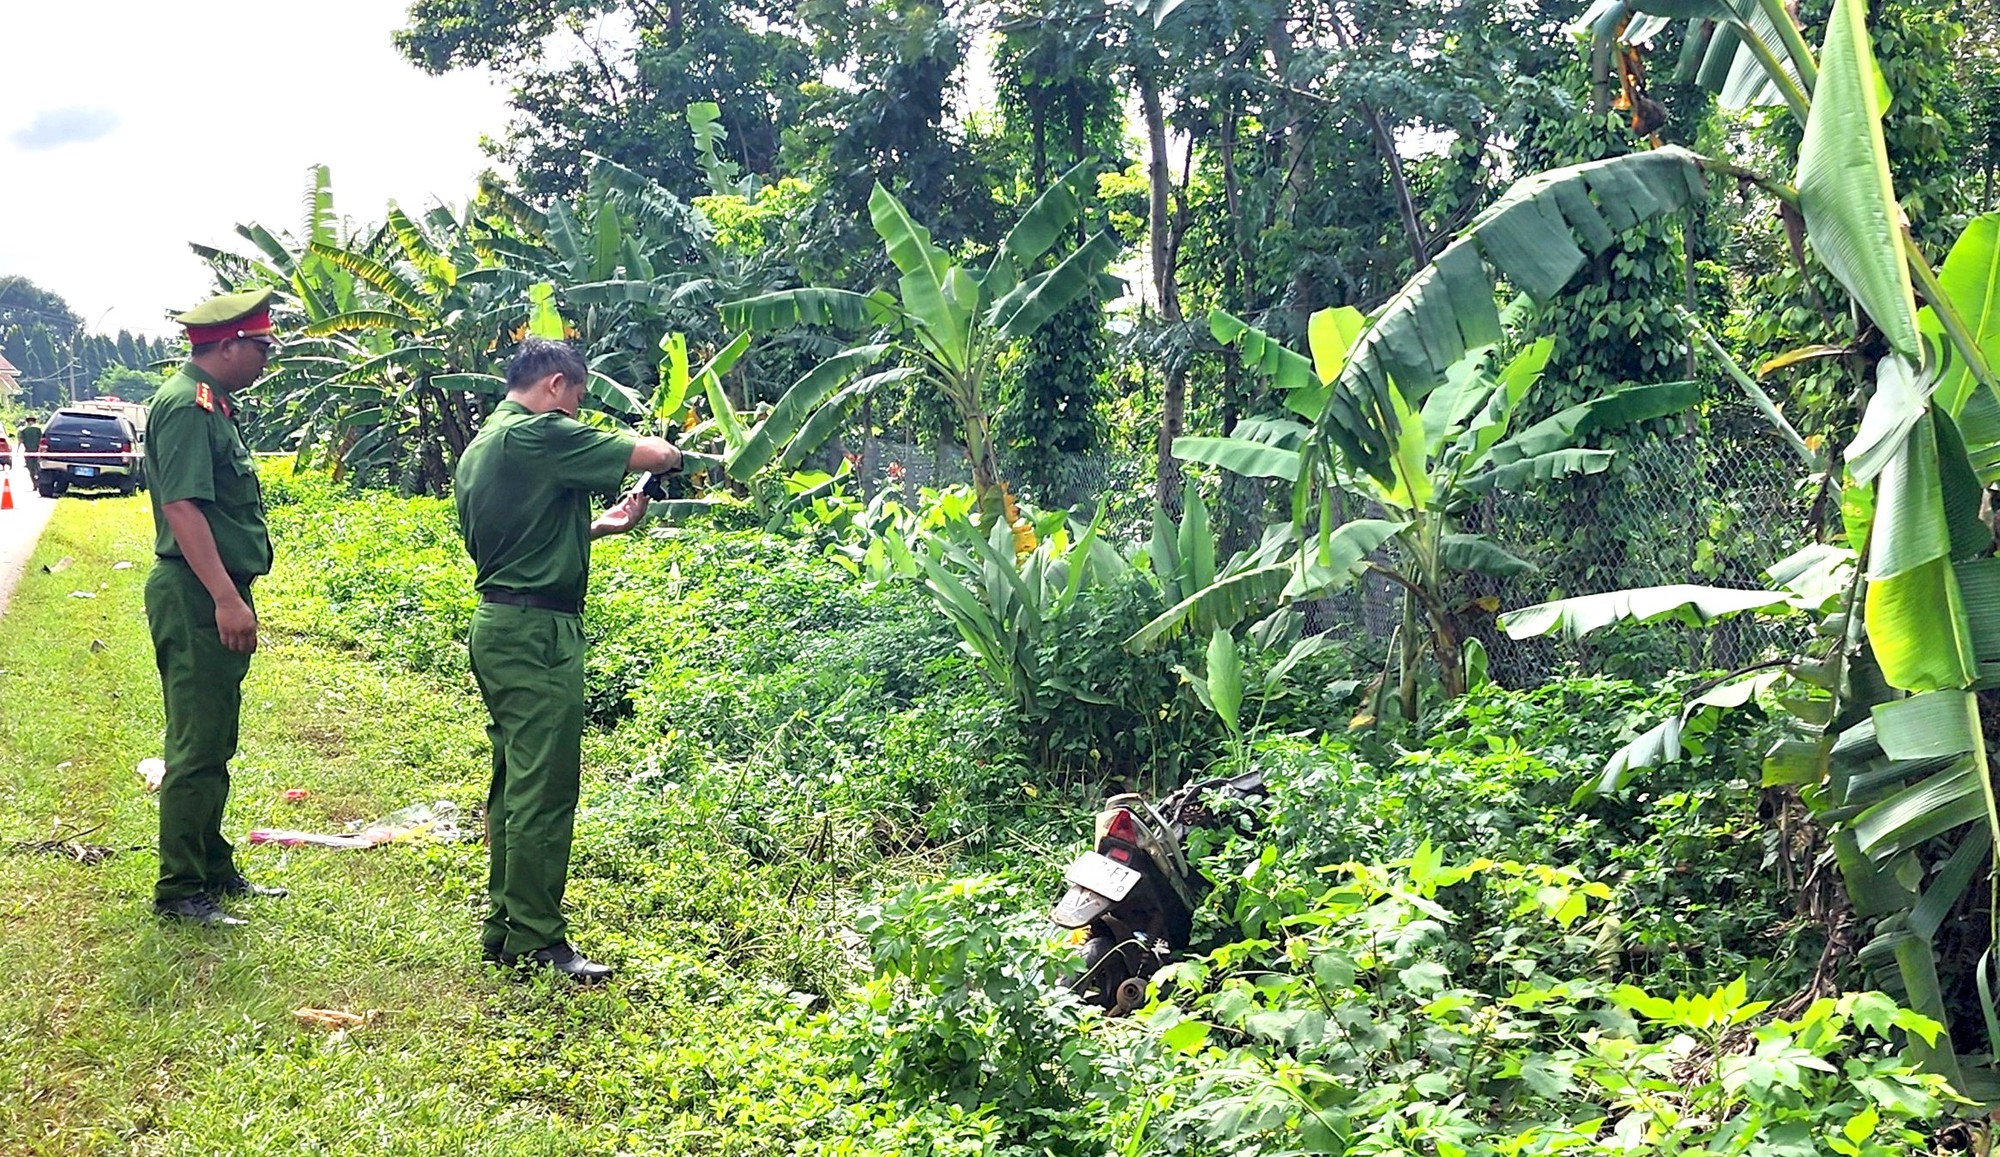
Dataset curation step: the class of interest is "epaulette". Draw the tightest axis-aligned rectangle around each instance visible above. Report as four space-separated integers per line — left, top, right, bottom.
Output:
195 383 215 412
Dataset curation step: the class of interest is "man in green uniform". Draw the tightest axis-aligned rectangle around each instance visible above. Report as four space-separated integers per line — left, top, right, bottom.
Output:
146 287 288 927
16 415 40 475
457 337 679 982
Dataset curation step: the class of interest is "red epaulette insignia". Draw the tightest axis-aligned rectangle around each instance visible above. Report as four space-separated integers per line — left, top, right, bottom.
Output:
195 383 215 412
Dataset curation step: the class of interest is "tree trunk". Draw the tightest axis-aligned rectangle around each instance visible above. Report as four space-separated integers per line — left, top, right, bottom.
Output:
1142 69 1187 508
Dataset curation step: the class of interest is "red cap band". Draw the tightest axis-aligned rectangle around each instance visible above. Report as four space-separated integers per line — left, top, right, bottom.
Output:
185 306 274 345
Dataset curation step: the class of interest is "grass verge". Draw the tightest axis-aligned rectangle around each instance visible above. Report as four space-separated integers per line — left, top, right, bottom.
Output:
0 497 720 1154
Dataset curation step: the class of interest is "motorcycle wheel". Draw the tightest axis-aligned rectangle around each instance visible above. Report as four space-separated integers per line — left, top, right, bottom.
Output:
1069 934 1136 1011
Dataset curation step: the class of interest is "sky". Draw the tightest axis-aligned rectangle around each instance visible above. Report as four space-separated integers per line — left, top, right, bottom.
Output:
0 0 516 338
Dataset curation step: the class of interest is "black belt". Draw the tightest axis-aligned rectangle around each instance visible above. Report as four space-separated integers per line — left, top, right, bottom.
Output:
156 555 257 587
480 590 583 615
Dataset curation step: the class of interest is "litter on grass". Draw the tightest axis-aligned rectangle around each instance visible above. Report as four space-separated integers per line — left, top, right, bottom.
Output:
249 801 466 850
7 821 132 865
137 757 165 791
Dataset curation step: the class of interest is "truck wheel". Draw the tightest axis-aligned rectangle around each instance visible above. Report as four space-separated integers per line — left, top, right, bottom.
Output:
37 474 58 499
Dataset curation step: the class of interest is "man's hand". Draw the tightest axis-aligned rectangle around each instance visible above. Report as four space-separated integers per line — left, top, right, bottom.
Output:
216 595 259 654
590 492 651 538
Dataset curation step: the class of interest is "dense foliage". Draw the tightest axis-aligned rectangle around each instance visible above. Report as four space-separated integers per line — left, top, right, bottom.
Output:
240 464 1969 1150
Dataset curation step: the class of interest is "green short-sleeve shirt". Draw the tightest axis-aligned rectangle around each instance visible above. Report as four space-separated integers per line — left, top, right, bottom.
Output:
454 401 636 608
148 365 272 577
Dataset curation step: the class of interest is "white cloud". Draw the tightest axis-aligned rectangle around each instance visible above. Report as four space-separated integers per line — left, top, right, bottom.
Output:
11 106 121 151
0 0 515 337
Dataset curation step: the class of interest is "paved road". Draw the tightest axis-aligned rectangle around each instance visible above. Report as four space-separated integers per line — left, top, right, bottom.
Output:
0 452 59 618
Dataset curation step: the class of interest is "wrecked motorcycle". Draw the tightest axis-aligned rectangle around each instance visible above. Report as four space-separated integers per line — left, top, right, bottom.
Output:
1051 770 1265 1014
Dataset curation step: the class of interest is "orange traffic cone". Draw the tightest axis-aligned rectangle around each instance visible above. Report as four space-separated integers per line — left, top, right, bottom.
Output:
1 476 13 511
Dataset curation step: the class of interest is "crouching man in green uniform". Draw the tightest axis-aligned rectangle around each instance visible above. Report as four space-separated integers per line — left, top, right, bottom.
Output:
457 337 680 982
147 287 288 927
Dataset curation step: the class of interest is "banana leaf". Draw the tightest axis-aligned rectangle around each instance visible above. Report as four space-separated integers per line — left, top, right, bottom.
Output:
1439 535 1537 578
1865 415 1977 691
1501 584 1792 640
1172 436 1302 483
1329 148 1708 482
306 242 433 319
727 344 891 480
1126 519 1406 651
720 288 895 334
990 230 1123 341
387 203 457 289
1920 214 2000 421
1795 0 1920 362
1460 448 1616 495
996 160 1092 274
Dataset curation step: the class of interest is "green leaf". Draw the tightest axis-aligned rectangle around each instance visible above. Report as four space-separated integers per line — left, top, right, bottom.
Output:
1461 448 1616 495
728 344 891 480
1206 629 1244 735
1501 584 1791 640
1212 308 1322 419
1179 481 1214 594
1865 416 1977 690
527 282 566 340
1845 355 1929 484
1172 436 1302 483
780 368 921 470
1852 758 1982 858
990 230 1122 342
306 241 432 318
1380 385 1433 512
720 288 892 334
869 183 950 285
1439 535 1537 578
1920 213 2000 419
584 371 644 415
1795 0 1921 361
1872 690 1979 760
655 332 690 422
1125 566 1293 652
1159 1018 1209 1055
1289 519 1407 599
997 161 1090 271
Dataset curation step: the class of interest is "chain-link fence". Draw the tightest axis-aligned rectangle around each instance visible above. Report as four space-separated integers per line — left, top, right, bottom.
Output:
1462 406 1821 685
840 404 1819 686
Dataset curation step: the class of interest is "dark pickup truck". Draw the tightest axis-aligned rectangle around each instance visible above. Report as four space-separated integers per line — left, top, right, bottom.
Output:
36 407 146 497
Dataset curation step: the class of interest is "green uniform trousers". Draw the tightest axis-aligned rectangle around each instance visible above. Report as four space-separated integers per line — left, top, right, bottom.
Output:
146 560 253 903
468 603 588 956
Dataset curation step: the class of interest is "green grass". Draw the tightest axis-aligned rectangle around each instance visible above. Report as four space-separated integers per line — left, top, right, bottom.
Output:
0 497 861 1155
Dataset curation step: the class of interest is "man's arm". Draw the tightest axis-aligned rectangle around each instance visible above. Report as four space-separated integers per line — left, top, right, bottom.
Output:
590 438 683 539
159 500 257 653
627 436 680 473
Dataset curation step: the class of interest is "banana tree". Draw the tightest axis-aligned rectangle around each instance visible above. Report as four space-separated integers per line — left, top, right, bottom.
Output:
1471 0 2000 1083
720 162 1121 518
1161 309 1698 719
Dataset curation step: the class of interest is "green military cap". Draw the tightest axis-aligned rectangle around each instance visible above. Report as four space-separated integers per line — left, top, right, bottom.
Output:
175 287 278 342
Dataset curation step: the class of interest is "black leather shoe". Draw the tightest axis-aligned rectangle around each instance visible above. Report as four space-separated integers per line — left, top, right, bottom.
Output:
212 874 288 899
515 941 613 984
481 945 507 965
154 894 247 927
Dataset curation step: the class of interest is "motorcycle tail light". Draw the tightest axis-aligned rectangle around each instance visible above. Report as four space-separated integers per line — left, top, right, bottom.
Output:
1101 808 1142 863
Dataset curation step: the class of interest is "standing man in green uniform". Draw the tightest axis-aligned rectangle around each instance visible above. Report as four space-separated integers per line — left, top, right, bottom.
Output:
457 337 679 982
147 287 288 927
16 414 41 475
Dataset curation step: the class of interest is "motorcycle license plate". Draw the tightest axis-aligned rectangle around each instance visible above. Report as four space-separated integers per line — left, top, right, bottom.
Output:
73 466 96 477
1064 851 1141 903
